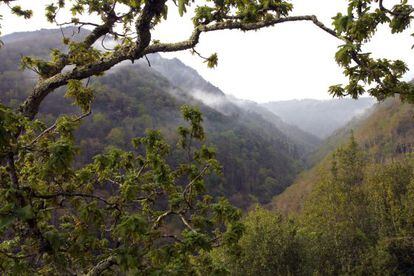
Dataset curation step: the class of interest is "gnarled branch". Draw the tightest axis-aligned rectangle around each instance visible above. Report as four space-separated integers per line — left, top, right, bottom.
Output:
86 256 117 276
19 14 338 120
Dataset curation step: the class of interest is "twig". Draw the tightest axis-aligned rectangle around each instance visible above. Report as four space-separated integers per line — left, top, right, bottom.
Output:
191 47 208 60
183 165 210 196
0 249 36 260
101 35 113 51
152 210 173 230
378 0 396 16
144 55 151 67
86 256 117 276
27 109 91 147
179 213 195 232
32 192 118 210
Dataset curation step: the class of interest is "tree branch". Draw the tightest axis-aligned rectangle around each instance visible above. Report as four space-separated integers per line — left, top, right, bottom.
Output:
83 8 118 49
379 0 396 16
19 0 166 120
144 15 338 55
152 210 173 230
0 249 35 260
161 235 183 243
6 152 19 189
27 109 91 148
18 14 337 120
32 191 118 210
183 164 210 197
86 256 117 276
179 213 195 232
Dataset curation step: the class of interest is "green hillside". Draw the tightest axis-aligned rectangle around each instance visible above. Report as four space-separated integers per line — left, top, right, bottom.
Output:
271 97 414 213
0 28 320 208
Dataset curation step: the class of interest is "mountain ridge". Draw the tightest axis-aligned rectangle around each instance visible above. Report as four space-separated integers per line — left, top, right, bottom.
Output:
262 97 375 138
271 96 414 214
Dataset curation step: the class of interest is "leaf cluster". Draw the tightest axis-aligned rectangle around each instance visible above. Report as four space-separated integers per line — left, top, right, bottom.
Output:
0 105 242 274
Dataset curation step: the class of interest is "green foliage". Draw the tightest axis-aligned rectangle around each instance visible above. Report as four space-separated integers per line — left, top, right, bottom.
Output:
193 0 293 25
301 136 372 274
330 0 414 103
0 104 21 156
20 56 57 78
67 41 102 66
65 79 94 112
10 5 32 19
330 132 365 186
220 206 306 275
219 137 414 275
0 29 305 208
1 0 414 273
0 105 242 274
205 53 218 68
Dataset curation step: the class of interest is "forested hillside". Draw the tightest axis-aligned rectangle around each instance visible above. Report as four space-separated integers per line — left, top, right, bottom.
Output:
263 98 375 138
2 0 414 273
271 96 414 213
232 139 414 275
0 28 320 208
230 97 414 275
144 54 322 153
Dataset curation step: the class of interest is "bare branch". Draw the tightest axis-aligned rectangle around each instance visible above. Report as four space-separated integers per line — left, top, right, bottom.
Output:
152 210 173 230
191 47 209 61
58 21 100 28
144 55 151 67
179 213 195 232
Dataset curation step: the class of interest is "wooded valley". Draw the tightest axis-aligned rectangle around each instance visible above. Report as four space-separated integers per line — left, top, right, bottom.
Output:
0 0 413 274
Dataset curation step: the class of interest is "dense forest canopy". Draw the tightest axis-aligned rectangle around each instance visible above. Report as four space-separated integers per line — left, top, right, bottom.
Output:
226 137 414 275
0 0 414 274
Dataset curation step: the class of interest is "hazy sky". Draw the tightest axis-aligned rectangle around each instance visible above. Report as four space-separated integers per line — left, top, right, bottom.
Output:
1 1 413 102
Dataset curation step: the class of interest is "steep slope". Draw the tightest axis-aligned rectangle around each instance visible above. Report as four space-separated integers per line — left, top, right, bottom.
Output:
262 98 375 138
145 54 321 157
147 54 225 97
231 98 321 157
0 28 317 208
271 97 414 214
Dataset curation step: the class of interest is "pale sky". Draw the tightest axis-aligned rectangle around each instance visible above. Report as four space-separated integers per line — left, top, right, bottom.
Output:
1 0 413 102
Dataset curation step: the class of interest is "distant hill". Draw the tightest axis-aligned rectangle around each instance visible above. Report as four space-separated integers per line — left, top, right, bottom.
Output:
144 55 321 158
147 54 225 97
229 98 321 157
262 98 375 138
0 28 321 208
270 97 414 214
